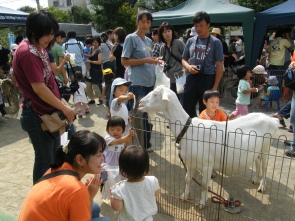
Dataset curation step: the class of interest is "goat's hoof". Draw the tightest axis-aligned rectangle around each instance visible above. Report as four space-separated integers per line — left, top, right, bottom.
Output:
198 203 206 209
252 177 259 185
180 193 189 200
257 185 266 193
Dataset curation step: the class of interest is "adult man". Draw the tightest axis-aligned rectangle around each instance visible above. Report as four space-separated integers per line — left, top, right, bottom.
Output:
182 11 224 118
234 36 242 58
62 30 84 79
267 28 292 71
51 30 68 84
106 29 114 46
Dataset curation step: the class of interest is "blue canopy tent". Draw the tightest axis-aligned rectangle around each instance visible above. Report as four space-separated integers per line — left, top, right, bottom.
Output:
0 6 28 27
152 0 255 66
250 0 295 68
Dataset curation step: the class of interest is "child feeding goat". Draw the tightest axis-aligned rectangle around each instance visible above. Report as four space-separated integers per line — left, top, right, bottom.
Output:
138 85 279 208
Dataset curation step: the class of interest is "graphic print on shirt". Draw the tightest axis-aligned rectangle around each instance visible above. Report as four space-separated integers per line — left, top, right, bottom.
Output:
272 41 281 51
190 42 211 64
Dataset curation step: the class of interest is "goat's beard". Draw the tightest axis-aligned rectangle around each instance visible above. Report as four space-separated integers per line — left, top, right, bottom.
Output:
147 112 156 123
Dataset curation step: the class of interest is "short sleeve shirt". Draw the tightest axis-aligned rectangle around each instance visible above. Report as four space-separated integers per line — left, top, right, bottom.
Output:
111 176 159 221
18 163 90 221
122 33 156 87
83 46 91 61
268 37 292 66
113 43 125 78
236 79 251 105
13 40 60 115
110 98 129 125
182 35 224 75
199 109 227 121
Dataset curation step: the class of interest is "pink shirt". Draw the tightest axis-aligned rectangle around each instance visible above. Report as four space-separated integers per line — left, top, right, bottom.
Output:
13 40 60 115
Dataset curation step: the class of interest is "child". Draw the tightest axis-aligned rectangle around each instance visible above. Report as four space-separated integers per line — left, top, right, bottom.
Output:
0 86 7 120
228 65 259 120
83 38 94 79
103 68 115 118
73 71 89 118
109 78 134 131
101 116 135 201
110 145 160 220
252 76 280 108
199 90 227 121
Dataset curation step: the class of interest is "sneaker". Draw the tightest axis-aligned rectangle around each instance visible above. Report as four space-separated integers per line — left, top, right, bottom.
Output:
285 148 295 157
97 100 103 106
273 115 286 127
88 100 95 105
288 127 293 133
86 72 91 79
146 147 153 152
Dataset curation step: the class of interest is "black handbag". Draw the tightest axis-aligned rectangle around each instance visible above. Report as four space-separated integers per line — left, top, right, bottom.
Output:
55 79 71 102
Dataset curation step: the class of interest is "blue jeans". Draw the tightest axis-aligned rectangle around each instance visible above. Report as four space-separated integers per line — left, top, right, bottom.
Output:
278 100 291 119
290 91 295 149
128 85 153 148
20 108 60 184
92 202 110 221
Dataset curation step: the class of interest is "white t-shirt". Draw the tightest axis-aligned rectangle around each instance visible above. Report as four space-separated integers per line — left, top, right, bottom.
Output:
111 98 129 125
235 39 242 52
104 134 124 166
111 176 159 221
73 82 88 104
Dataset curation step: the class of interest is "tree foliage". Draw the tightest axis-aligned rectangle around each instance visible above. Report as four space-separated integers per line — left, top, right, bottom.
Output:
138 0 186 11
71 6 92 24
45 6 71 23
90 0 137 34
234 0 287 13
18 6 36 13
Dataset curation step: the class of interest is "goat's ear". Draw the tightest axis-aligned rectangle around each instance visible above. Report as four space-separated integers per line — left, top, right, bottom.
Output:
162 90 169 101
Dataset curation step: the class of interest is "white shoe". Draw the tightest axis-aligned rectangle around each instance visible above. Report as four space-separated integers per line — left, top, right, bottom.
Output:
86 73 91 79
146 147 153 152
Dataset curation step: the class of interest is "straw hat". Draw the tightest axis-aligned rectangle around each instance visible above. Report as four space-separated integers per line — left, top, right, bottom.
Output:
210 28 222 36
252 65 267 75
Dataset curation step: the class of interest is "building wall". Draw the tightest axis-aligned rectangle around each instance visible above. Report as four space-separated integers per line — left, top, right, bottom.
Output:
48 0 89 11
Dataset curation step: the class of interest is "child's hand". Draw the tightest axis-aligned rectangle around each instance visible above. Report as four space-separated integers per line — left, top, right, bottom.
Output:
127 92 135 100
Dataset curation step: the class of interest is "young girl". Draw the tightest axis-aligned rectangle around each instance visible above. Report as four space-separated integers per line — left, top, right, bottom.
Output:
228 65 259 120
109 77 134 133
252 76 280 108
101 116 135 201
18 130 110 221
73 71 89 118
110 145 160 221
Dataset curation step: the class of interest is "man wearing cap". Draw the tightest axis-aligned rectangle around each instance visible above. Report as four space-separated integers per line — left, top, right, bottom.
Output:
182 11 224 118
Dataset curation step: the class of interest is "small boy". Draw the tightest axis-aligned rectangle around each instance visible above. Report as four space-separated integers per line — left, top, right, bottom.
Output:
109 78 134 131
83 38 94 79
228 65 259 120
199 90 227 121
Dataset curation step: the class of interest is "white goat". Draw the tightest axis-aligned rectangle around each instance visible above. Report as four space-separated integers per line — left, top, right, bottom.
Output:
138 85 279 207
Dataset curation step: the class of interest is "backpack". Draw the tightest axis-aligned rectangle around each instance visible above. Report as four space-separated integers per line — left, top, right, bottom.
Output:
64 41 83 56
283 67 295 90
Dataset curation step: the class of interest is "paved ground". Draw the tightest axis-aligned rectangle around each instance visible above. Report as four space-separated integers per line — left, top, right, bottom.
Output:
0 90 292 221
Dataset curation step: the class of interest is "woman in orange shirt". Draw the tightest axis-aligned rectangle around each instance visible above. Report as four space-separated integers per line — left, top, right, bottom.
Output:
18 130 110 221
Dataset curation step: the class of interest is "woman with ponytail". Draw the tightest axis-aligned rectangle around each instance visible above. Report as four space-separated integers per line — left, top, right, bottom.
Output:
18 130 110 221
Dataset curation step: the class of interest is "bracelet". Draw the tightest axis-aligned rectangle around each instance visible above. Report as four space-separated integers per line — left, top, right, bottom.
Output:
255 88 258 92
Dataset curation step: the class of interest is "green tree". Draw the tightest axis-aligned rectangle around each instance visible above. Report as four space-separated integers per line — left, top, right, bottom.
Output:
138 0 186 11
90 0 137 33
45 6 71 23
71 6 92 24
234 0 287 13
18 6 36 13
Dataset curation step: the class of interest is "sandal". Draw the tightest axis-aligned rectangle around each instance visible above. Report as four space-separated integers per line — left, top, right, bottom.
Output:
106 114 111 119
85 109 90 114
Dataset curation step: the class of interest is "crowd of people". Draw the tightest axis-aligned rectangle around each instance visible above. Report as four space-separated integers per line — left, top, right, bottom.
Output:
0 8 294 221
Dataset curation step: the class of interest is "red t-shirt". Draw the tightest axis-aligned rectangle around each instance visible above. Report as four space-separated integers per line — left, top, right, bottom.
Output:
18 163 91 221
13 40 60 115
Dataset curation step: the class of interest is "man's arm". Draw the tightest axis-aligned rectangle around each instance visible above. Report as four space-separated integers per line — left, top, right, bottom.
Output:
212 61 224 90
